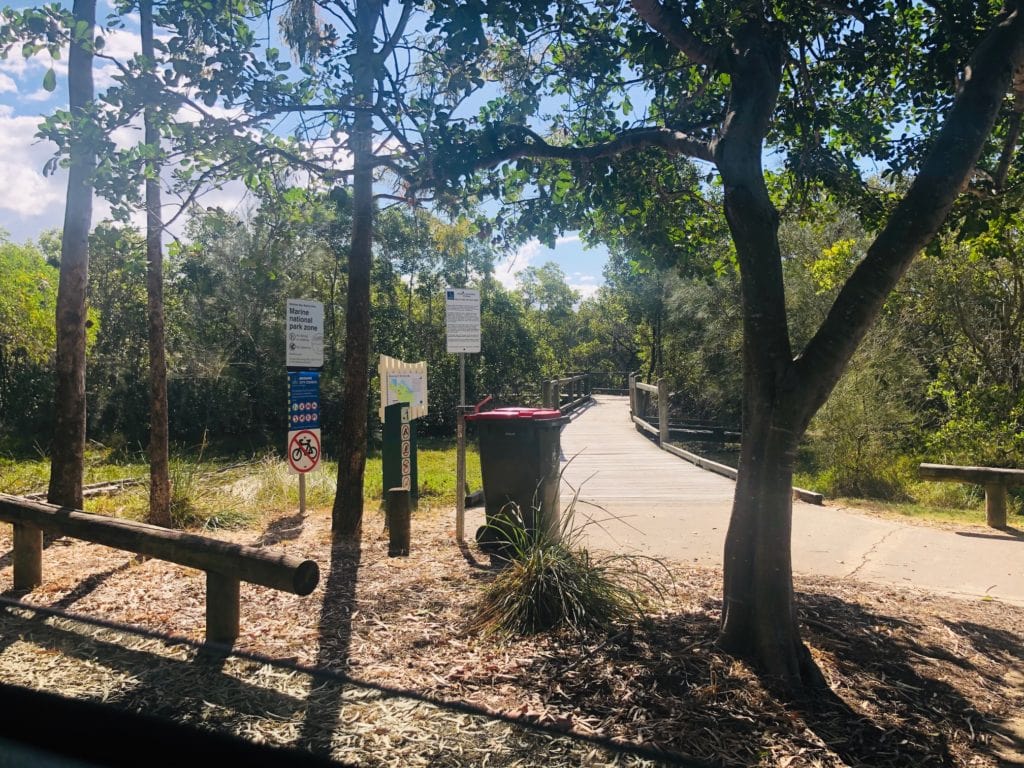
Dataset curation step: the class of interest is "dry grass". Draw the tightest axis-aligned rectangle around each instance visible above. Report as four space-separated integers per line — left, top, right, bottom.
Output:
0 504 1022 767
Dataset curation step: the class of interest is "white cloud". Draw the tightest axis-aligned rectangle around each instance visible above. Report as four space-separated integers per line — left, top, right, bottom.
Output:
0 74 16 94
0 108 67 221
555 234 580 245
494 239 540 289
570 282 600 301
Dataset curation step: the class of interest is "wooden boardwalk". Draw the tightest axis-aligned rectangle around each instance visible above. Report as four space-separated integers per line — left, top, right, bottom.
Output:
559 395 735 503
556 395 737 565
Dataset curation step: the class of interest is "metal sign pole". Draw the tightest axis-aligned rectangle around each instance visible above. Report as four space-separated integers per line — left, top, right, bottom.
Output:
459 352 466 407
455 408 466 542
456 353 466 543
299 473 306 516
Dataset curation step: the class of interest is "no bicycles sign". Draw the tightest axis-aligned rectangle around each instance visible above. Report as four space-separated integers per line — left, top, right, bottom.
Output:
288 428 321 474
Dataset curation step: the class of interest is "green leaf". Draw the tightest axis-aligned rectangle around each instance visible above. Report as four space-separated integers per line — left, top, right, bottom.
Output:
42 68 56 92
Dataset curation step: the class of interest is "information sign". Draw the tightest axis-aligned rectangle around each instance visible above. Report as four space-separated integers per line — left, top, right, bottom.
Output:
382 402 417 505
444 288 481 353
288 371 320 430
286 299 324 368
384 372 426 410
288 428 321 473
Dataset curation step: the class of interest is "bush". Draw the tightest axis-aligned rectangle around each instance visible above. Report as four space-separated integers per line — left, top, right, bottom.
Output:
470 501 657 637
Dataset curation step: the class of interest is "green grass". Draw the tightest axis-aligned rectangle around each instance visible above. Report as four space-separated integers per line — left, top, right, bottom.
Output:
827 496 995 526
794 467 1023 526
0 439 483 530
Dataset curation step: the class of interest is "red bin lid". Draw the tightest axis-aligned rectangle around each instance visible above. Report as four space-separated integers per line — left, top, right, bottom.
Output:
465 407 564 421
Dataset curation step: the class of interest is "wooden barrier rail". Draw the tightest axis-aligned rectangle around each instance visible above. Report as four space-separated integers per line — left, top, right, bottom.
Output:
543 373 592 415
0 493 320 645
918 463 1024 529
628 375 823 505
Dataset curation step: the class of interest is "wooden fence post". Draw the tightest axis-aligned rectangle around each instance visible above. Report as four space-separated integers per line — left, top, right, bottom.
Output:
13 523 42 591
206 571 240 645
388 488 411 556
985 482 1008 529
628 372 636 416
657 378 669 446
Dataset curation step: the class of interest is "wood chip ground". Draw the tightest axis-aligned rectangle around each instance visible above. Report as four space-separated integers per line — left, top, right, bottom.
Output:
1 505 1022 766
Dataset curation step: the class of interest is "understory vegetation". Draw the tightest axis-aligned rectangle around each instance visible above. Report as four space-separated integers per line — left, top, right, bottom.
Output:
2 186 1023 520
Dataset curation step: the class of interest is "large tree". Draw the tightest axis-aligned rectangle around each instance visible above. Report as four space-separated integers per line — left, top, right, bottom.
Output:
417 0 1024 690
49 0 97 509
140 0 170 526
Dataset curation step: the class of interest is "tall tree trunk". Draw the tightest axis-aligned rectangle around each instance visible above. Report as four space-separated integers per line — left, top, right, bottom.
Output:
48 0 96 509
141 0 171 527
332 0 379 537
714 6 1024 692
710 20 819 690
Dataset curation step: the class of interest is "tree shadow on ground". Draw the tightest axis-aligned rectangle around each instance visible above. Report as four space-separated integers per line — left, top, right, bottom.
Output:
510 590 1013 767
0 601 307 719
295 534 361 756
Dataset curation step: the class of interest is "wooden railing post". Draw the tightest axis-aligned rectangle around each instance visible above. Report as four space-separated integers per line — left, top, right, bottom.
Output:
628 372 636 415
13 523 42 591
985 482 1008 529
206 571 240 645
387 487 411 556
657 378 669 446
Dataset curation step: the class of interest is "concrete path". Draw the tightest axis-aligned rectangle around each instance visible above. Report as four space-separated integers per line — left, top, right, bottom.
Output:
556 395 1024 606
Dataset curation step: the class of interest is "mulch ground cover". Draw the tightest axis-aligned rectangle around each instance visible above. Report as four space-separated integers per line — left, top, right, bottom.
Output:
0 503 1022 767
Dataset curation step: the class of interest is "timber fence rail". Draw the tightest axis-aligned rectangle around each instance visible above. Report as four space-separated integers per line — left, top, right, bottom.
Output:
628 375 823 505
0 493 320 645
542 373 592 415
918 463 1024 529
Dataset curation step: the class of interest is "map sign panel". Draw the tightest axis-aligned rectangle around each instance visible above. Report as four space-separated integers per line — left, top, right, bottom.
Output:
385 372 426 410
444 288 481 353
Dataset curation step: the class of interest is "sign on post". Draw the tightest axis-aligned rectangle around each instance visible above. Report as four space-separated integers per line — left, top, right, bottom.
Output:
288 370 321 474
286 299 324 368
383 402 417 505
378 355 428 421
288 428 321 473
444 288 480 354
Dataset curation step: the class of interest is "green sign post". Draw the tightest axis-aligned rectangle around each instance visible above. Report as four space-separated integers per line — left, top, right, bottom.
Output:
382 402 418 507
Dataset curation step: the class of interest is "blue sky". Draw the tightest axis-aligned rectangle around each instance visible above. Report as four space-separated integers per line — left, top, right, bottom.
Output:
0 0 609 299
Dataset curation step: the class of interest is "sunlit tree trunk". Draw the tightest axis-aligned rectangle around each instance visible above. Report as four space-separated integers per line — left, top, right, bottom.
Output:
332 0 380 537
48 0 96 509
141 0 171 527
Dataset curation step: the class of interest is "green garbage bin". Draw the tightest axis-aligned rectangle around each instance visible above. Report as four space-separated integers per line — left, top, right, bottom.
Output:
466 407 568 551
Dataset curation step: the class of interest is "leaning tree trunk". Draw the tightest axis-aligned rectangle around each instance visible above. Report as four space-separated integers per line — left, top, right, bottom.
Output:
48 0 96 510
710 21 826 691
141 0 171 527
331 0 379 537
714 5 1024 693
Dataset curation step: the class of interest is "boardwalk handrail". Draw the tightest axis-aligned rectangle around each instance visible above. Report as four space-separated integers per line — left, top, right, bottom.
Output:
628 375 823 505
918 462 1024 529
0 493 320 644
542 373 592 415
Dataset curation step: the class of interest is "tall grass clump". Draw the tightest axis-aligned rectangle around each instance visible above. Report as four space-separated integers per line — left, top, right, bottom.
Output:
471 500 658 637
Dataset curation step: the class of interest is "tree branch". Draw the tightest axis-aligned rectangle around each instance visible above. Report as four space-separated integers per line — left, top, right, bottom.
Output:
630 0 721 68
793 2 1024 423
427 125 714 189
375 0 412 66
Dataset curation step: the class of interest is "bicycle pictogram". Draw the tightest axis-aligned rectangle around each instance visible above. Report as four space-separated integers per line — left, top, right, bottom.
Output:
288 429 321 473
